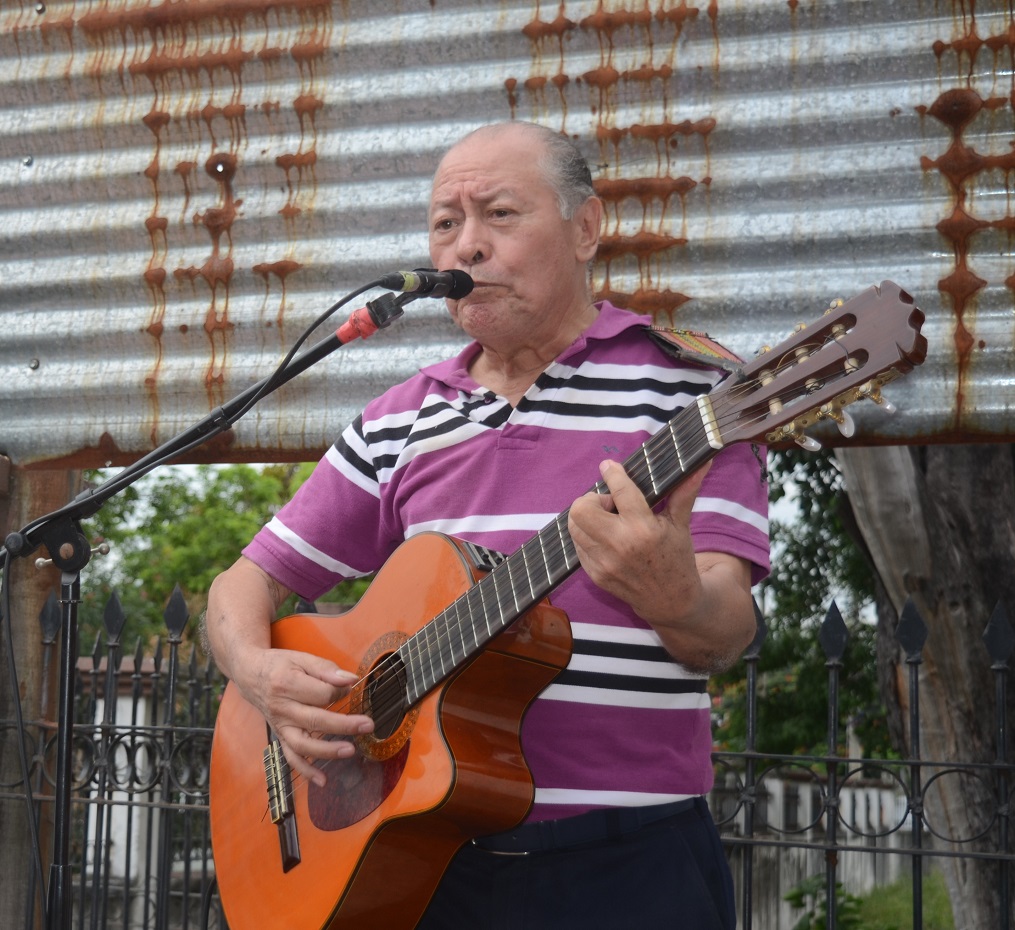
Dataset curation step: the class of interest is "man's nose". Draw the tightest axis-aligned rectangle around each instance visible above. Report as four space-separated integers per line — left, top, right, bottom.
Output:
456 215 489 264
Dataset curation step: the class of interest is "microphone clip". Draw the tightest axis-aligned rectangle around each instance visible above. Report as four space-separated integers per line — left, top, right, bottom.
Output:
336 291 409 344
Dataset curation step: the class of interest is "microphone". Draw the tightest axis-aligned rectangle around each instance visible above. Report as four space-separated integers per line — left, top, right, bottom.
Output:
335 270 473 344
379 268 474 299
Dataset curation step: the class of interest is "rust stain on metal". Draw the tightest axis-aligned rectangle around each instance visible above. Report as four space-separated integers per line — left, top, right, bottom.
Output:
253 260 304 332
512 1 714 323
918 4 1015 429
30 429 239 472
24 0 334 452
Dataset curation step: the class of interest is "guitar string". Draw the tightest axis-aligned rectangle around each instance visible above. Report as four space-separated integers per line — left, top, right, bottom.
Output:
273 332 856 807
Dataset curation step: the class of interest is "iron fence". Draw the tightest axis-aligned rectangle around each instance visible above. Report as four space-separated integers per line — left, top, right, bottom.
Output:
1 589 1012 930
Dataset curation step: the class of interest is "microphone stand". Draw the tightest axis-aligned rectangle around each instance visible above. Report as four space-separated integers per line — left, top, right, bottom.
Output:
2 286 410 930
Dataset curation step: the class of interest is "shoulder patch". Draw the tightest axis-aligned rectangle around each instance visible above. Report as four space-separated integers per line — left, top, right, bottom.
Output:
644 326 743 374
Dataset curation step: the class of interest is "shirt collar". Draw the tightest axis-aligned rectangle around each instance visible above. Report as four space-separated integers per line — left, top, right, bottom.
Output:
422 301 651 393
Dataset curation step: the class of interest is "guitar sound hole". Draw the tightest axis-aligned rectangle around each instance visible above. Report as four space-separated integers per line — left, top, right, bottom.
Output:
367 655 408 740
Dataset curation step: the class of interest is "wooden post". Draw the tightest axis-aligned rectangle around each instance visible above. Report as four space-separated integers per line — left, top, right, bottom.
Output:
0 463 82 930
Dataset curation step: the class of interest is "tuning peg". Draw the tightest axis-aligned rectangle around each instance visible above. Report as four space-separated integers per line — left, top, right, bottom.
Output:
857 382 897 414
783 423 822 451
873 391 897 414
817 402 855 438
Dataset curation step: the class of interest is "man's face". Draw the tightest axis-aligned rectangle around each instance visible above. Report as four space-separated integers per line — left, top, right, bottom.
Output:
428 127 598 350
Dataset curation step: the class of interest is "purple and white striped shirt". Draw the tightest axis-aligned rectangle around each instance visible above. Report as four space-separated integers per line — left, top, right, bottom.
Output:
244 301 770 822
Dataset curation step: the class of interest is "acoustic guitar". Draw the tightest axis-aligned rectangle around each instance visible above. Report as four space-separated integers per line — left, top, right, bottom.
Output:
209 280 927 929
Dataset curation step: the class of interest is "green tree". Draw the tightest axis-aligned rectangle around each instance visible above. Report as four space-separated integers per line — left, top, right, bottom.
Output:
712 448 891 759
77 462 313 644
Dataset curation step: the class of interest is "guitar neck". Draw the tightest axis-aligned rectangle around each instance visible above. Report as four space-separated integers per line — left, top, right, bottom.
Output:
400 395 721 705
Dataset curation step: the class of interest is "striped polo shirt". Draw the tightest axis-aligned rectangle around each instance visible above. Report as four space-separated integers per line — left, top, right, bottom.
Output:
243 301 770 822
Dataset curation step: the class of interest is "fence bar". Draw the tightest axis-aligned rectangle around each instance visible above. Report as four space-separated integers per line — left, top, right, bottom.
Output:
985 602 1013 930
738 602 766 930
820 603 848 929
897 598 928 930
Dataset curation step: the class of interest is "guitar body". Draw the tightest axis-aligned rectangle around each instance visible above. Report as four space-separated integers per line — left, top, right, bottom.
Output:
210 532 572 930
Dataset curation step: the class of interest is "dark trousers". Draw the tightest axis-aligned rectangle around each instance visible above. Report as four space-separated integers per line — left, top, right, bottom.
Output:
416 798 736 930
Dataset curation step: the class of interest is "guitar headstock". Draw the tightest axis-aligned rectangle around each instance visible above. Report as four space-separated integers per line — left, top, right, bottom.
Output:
710 280 927 449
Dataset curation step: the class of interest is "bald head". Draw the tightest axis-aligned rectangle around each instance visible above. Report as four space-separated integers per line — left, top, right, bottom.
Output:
438 122 596 220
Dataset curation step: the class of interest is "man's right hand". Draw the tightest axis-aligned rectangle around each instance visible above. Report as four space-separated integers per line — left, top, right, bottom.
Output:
243 646 375 786
205 556 374 786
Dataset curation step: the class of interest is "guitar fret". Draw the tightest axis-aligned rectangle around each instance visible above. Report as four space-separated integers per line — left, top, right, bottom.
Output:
400 403 718 708
471 577 491 646
563 516 580 572
402 635 422 702
464 586 486 658
428 613 445 683
668 420 687 475
400 390 730 709
642 444 659 496
411 616 441 700
503 555 523 616
519 544 539 602
536 533 553 589
479 575 505 641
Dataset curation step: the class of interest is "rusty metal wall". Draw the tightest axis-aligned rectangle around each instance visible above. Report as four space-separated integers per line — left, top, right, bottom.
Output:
0 0 1012 470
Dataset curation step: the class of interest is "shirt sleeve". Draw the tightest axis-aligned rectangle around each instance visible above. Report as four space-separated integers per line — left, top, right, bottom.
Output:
241 417 398 600
689 441 770 586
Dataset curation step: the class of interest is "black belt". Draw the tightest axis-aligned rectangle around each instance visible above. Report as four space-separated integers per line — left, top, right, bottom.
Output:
471 797 701 855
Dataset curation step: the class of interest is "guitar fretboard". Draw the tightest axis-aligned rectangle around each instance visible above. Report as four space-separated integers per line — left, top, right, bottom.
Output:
397 394 723 705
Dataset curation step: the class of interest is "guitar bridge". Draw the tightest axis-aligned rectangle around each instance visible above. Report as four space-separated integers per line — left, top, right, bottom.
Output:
263 738 301 872
263 740 292 823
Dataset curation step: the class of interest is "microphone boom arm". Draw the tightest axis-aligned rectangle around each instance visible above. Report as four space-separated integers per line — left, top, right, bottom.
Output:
3 287 412 569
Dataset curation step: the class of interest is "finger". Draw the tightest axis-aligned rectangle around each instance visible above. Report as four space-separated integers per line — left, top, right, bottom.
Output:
598 459 652 517
277 707 375 787
262 650 356 711
294 651 361 692
663 460 712 525
278 730 356 787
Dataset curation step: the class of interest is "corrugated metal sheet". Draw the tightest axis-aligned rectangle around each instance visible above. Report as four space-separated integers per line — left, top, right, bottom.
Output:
0 0 1012 469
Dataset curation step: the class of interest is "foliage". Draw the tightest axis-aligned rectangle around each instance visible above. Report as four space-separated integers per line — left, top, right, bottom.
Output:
78 462 316 645
856 869 955 930
786 868 956 930
785 875 865 930
712 448 894 759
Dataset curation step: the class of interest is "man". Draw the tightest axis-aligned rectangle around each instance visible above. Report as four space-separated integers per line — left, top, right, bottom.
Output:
206 120 769 928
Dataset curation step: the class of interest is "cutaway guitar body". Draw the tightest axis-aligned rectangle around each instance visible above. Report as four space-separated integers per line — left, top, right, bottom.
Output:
210 533 572 930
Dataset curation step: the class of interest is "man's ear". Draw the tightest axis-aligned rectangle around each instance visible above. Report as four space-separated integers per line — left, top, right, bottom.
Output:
574 196 603 262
